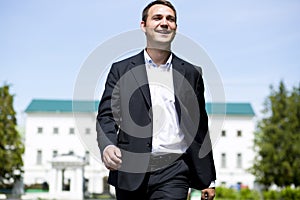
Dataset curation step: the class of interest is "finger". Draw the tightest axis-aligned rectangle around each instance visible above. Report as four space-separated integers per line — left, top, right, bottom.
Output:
102 154 111 169
103 146 122 170
103 151 119 167
201 191 208 200
207 191 215 200
104 155 119 170
103 157 111 170
108 149 122 164
115 147 122 158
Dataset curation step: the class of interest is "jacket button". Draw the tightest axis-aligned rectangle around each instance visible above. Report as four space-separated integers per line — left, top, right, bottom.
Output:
147 142 152 147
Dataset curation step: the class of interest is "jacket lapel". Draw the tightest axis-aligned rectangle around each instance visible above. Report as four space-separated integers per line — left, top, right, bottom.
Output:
128 51 152 108
172 54 186 121
172 54 186 98
127 52 187 110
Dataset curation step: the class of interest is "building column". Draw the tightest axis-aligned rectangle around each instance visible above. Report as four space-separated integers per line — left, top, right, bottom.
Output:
49 168 62 198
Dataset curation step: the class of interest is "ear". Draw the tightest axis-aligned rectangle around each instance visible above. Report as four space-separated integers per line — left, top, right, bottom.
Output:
140 21 146 33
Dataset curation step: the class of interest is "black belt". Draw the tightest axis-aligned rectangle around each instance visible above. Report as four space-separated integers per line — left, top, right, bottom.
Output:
148 153 184 171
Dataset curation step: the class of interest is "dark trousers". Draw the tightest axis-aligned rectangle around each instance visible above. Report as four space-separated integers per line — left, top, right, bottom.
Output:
115 158 190 200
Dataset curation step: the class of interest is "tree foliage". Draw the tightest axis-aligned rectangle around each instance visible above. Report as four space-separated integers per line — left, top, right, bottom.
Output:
0 84 24 188
251 81 300 188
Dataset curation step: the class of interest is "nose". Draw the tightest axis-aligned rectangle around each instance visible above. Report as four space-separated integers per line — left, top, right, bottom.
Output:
160 17 168 28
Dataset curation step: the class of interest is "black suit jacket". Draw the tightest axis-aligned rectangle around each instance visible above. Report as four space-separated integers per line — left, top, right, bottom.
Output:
96 50 216 191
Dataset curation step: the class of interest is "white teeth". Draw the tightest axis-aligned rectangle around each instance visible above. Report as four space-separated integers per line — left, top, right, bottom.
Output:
156 30 171 34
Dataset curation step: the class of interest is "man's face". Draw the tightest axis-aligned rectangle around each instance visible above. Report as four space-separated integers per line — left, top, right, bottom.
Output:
141 4 177 49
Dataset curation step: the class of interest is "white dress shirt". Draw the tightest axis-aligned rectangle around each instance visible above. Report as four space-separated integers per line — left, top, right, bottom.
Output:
144 50 188 154
144 50 215 188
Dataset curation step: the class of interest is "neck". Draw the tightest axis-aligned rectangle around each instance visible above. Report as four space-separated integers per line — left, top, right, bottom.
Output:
146 48 171 66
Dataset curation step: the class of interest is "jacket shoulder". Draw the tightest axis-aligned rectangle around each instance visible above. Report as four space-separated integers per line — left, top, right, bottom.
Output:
173 54 203 75
112 50 144 67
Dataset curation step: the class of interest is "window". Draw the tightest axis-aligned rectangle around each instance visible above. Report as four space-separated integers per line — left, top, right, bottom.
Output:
36 150 42 165
53 127 59 134
62 169 70 191
85 151 90 164
103 176 110 194
221 130 226 137
69 128 75 134
237 153 242 168
85 128 91 134
62 178 71 191
37 127 43 134
237 130 242 137
221 153 226 168
53 150 58 158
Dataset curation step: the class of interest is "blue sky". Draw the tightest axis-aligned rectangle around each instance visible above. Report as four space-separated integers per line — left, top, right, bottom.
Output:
1 0 299 125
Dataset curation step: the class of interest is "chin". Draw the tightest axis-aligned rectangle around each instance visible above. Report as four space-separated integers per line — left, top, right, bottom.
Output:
149 43 171 51
156 37 174 43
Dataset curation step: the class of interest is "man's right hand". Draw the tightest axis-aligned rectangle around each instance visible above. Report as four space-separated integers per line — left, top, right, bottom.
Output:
102 145 122 170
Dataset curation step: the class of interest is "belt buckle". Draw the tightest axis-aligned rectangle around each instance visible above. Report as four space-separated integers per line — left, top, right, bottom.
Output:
148 153 181 171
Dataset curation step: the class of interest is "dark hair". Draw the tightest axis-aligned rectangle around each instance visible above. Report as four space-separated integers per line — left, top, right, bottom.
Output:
142 0 177 24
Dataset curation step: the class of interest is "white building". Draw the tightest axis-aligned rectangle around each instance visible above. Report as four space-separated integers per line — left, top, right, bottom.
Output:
23 99 256 197
24 100 109 199
207 103 256 189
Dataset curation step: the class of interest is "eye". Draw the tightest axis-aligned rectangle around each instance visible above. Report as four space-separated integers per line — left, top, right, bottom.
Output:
152 15 162 21
167 16 176 22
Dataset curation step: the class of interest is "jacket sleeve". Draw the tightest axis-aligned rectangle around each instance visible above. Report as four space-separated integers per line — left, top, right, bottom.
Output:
187 65 216 189
96 63 121 156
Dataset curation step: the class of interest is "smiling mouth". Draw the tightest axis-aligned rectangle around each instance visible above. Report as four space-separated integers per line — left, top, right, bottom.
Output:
155 30 173 34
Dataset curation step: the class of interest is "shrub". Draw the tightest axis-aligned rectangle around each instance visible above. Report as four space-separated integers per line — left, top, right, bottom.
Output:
216 187 238 199
239 188 261 199
263 190 280 200
263 187 300 200
281 187 300 200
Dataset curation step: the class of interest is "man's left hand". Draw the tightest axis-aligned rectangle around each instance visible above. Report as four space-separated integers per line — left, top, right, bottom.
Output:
201 188 215 200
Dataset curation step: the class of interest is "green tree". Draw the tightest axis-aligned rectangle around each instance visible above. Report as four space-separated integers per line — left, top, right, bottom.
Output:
0 84 24 188
251 81 300 188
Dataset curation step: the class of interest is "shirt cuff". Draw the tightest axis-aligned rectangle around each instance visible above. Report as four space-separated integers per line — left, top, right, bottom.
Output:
209 181 216 188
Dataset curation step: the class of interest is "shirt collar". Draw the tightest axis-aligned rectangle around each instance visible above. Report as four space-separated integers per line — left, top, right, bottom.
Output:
144 49 172 70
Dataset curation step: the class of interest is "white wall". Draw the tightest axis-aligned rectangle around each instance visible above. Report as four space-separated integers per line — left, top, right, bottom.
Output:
212 115 256 188
24 112 108 194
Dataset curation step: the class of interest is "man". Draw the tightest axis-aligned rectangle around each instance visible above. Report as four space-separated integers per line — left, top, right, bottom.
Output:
96 1 216 199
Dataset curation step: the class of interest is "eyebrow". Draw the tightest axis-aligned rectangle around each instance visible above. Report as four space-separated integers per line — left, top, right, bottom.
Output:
151 14 175 19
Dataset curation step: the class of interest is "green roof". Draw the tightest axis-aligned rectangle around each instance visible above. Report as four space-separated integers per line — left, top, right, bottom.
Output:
206 102 255 116
25 99 99 113
25 99 255 116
